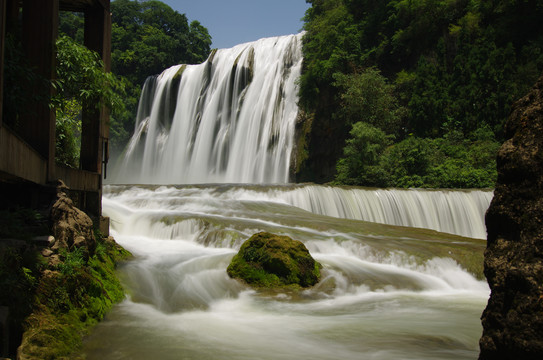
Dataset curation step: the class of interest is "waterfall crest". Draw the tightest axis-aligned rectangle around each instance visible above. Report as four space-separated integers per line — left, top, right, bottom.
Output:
113 33 303 184
272 186 493 239
104 184 493 239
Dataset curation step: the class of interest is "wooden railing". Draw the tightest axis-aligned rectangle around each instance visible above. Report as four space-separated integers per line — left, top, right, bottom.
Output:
0 126 100 193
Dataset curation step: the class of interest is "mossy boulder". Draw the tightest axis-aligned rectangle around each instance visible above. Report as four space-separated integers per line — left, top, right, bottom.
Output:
227 232 322 288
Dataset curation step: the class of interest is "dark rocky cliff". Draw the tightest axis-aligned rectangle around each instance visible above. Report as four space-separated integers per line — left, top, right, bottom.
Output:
479 74 543 359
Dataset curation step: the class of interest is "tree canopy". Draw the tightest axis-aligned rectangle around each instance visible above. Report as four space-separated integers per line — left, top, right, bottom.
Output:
110 0 211 86
60 0 211 158
59 0 212 156
299 0 543 188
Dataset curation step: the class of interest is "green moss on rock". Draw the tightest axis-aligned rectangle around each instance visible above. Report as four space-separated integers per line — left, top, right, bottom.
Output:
227 232 322 289
18 236 131 360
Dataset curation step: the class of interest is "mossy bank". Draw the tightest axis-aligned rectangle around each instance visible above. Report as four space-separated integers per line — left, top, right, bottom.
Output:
0 183 131 360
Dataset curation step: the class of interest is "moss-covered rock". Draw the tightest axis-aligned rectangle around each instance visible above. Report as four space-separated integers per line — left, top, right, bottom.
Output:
15 181 132 359
17 236 131 360
227 232 322 289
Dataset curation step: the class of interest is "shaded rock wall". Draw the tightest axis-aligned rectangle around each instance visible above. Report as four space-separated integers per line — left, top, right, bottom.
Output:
479 74 543 359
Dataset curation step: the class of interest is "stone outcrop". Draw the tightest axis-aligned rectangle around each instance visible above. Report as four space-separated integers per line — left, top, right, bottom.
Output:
479 75 543 359
49 180 96 256
227 232 322 288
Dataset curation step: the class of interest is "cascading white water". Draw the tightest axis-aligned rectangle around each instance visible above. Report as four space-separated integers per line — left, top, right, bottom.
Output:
83 185 490 360
113 34 303 184
271 186 493 239
93 32 496 359
149 184 490 239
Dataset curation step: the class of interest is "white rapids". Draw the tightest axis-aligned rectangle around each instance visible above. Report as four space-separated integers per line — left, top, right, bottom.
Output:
92 32 492 360
82 185 490 360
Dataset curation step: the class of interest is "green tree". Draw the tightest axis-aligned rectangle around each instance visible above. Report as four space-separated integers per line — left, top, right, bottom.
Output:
299 0 543 186
335 122 393 186
188 20 213 64
300 0 360 110
60 0 213 155
379 135 431 188
333 67 405 135
110 0 211 86
54 36 126 168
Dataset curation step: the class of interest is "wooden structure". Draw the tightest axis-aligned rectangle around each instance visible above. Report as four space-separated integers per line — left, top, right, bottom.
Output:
0 0 111 220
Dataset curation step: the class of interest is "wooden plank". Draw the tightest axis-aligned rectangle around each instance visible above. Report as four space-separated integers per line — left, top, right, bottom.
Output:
0 127 101 193
55 165 100 192
0 127 47 184
0 0 5 128
21 0 59 182
59 0 109 13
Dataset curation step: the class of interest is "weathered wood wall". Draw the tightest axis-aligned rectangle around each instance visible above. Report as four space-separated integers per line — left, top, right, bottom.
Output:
0 0 4 128
0 127 47 184
0 0 111 219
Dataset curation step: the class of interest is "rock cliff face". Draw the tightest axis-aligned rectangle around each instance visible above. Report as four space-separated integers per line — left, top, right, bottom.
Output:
479 75 543 359
50 180 96 256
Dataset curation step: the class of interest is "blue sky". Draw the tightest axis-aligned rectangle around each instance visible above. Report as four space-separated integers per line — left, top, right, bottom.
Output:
160 0 311 49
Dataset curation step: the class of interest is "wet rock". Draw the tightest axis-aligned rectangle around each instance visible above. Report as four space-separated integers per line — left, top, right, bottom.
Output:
479 74 543 359
227 232 322 288
40 248 53 258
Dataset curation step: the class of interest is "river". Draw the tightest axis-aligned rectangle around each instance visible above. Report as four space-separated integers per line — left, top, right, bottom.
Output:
81 184 490 359
88 33 491 359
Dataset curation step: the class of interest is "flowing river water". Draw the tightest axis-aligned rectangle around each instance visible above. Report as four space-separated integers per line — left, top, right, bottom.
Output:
81 184 490 360
86 33 492 359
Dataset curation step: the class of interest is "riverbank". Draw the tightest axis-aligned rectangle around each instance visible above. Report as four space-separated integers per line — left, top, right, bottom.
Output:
0 184 131 359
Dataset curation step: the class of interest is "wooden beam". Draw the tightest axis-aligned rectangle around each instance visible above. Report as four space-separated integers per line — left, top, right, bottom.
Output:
0 127 47 184
102 9 111 175
55 165 100 192
80 6 106 174
59 0 109 13
0 0 5 128
21 0 59 182
80 3 111 217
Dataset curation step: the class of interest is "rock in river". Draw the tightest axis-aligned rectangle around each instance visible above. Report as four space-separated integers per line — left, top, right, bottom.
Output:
227 232 322 289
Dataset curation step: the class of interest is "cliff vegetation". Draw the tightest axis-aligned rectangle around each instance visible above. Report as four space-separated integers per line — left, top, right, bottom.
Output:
298 0 543 187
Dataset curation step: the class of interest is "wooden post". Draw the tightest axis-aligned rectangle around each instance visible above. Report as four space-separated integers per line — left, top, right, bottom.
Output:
80 5 109 175
0 0 5 128
80 3 111 218
21 0 58 182
102 10 111 177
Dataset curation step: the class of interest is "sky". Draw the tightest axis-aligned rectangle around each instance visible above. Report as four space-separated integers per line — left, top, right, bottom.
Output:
160 0 311 49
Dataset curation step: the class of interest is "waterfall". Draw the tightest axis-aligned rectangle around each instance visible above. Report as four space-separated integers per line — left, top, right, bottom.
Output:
113 33 303 184
109 31 493 239
103 184 492 239
270 185 493 239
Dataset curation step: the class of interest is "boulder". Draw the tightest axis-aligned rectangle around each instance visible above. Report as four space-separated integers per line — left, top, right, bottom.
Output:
227 232 322 288
479 74 543 359
49 180 96 255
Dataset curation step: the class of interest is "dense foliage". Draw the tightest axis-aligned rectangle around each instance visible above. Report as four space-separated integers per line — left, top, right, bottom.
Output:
60 0 212 156
299 0 543 188
54 36 126 168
